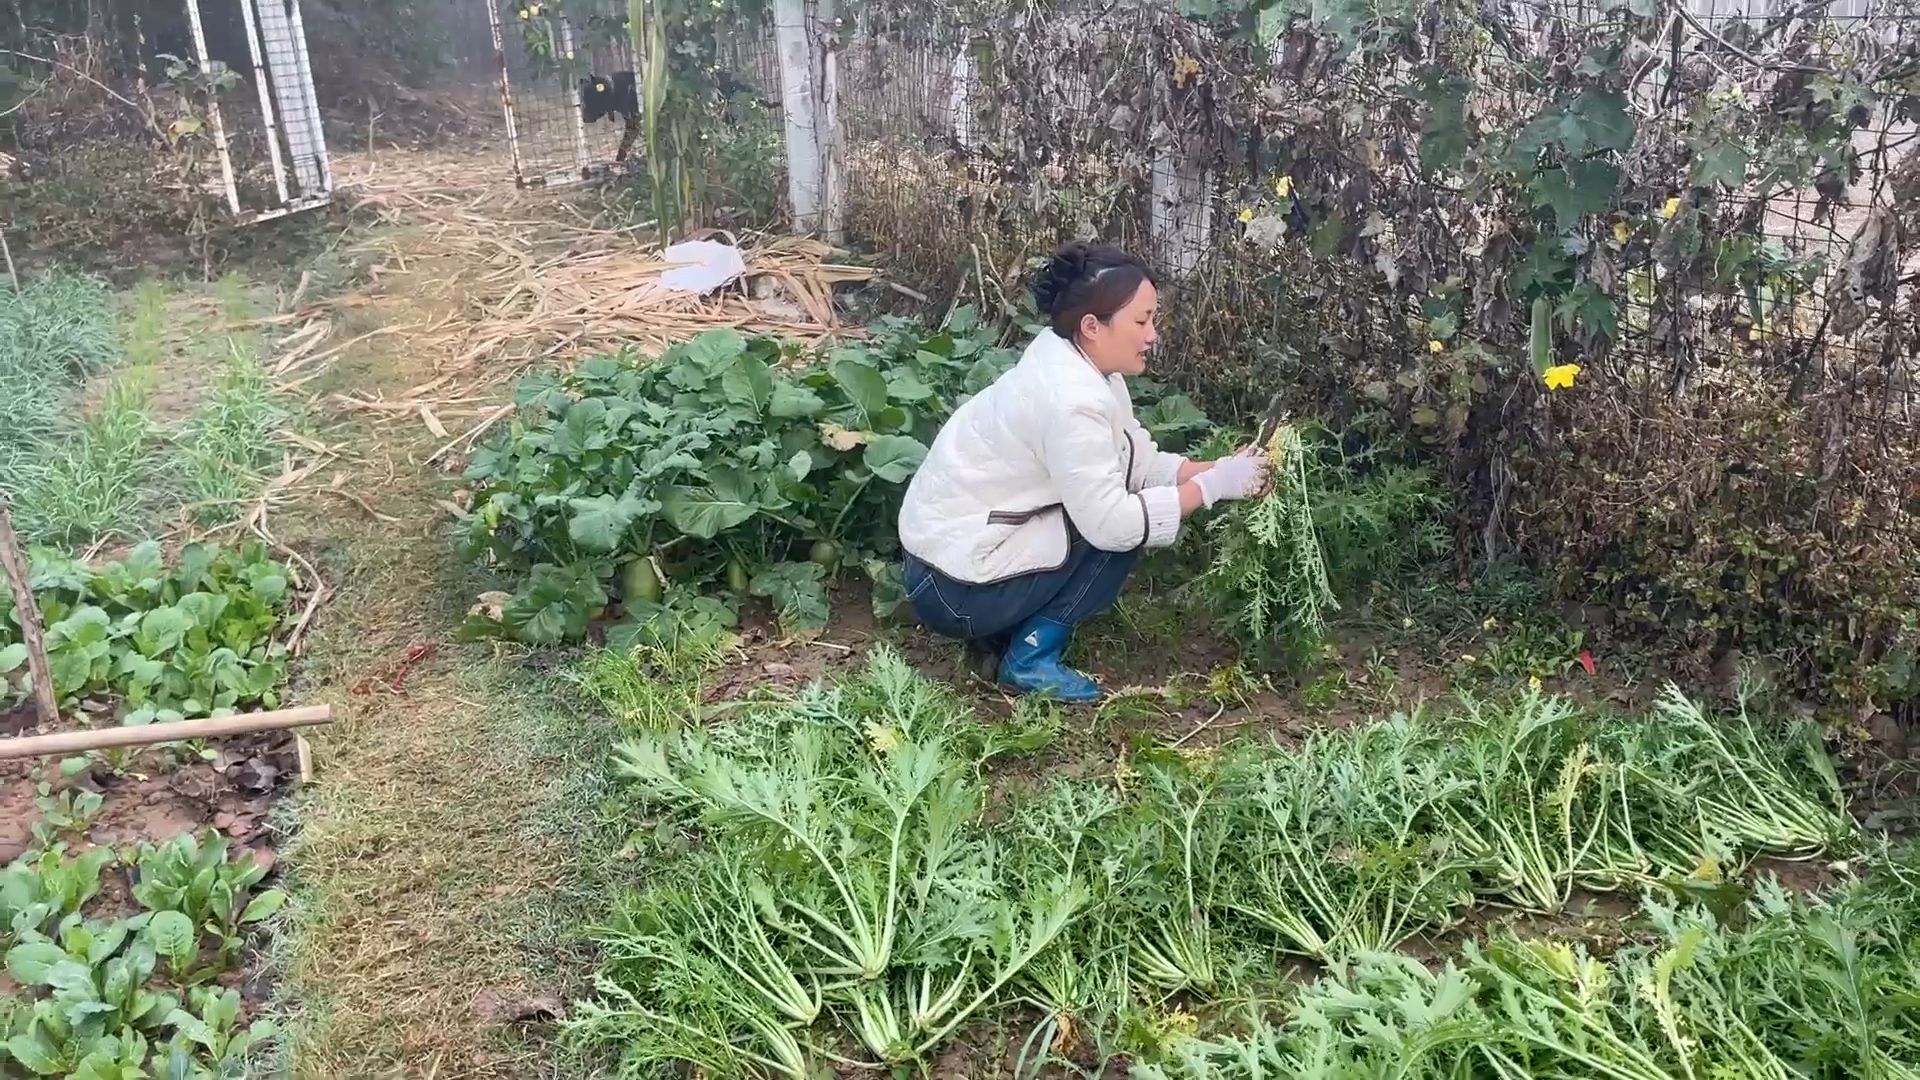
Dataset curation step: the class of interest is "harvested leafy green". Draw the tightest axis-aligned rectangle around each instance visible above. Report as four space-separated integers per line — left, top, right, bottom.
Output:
1138 853 1920 1079
566 649 1857 1074
567 648 1096 1075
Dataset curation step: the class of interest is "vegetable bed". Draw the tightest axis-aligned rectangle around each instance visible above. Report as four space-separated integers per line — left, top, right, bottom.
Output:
560 645 1901 1078
2 540 310 1075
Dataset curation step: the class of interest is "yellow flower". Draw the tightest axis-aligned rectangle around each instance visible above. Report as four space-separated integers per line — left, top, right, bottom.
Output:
1275 175 1294 199
1661 196 1681 221
1529 675 1543 692
519 7 530 17
1427 339 1444 354
1543 363 1581 390
1461 654 1478 665
1612 220 1630 244
1237 207 1254 223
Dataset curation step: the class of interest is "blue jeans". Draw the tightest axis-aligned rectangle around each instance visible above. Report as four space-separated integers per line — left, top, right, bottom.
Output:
902 527 1141 644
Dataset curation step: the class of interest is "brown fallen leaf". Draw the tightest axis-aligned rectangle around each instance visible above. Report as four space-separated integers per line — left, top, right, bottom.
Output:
470 590 511 622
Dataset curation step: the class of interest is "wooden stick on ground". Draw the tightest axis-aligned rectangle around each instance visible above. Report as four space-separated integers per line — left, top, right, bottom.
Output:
0 494 57 726
0 228 18 292
0 704 334 761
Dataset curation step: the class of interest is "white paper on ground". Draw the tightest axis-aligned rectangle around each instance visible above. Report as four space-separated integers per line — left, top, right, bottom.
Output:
659 239 749 294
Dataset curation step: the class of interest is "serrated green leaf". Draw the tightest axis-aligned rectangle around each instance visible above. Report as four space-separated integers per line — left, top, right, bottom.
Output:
749 562 831 634
1565 91 1634 153
500 564 606 645
659 469 760 539
1418 75 1470 174
547 397 611 457
1532 160 1620 228
566 491 656 552
1693 142 1749 189
885 368 935 402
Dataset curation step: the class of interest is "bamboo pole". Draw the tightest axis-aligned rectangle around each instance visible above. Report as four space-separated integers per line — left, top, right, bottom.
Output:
1 227 18 292
0 494 57 727
0 704 333 761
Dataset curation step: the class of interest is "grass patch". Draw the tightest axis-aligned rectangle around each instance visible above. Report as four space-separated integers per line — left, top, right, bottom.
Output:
0 270 118 477
6 274 300 544
10 368 162 546
257 316 619 1078
175 337 286 526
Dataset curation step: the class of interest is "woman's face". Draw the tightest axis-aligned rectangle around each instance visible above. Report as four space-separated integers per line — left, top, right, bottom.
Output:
1078 280 1158 376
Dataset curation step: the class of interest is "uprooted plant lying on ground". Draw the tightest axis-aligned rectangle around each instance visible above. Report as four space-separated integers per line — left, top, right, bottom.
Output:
0 540 299 721
1138 853 1920 1079
560 645 1878 1076
457 310 1212 646
0 829 284 1076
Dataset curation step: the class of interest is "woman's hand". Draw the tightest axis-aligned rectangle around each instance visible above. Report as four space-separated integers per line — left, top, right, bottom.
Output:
1192 450 1270 508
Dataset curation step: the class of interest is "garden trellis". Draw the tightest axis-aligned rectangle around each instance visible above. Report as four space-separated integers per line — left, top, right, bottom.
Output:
185 0 333 222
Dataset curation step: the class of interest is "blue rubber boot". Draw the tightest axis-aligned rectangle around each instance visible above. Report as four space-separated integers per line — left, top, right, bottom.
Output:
997 617 1099 702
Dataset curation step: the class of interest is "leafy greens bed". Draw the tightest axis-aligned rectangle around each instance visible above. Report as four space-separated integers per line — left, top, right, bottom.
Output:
1 831 285 1077
564 647 1884 1077
458 312 1213 645
0 541 297 721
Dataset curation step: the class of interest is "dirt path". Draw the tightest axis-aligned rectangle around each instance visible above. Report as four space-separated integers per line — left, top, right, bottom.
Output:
254 149 601 1077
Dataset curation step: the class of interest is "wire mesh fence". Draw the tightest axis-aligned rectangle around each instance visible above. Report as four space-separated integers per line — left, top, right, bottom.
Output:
818 2 1917 420
725 1 1919 690
485 0 642 186
1 0 332 228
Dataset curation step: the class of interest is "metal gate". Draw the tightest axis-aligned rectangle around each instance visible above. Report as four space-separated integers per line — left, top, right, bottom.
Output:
485 0 641 188
184 0 333 223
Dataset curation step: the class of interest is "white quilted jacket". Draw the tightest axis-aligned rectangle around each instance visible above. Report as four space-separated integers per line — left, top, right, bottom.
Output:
899 329 1186 583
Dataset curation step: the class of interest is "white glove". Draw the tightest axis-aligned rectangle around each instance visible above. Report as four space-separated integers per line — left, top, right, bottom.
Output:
1193 451 1269 508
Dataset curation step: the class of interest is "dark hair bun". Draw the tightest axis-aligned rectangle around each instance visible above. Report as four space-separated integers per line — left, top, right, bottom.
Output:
1033 242 1094 314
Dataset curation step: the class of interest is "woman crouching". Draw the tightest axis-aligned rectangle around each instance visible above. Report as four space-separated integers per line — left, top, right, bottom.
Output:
897 242 1269 701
